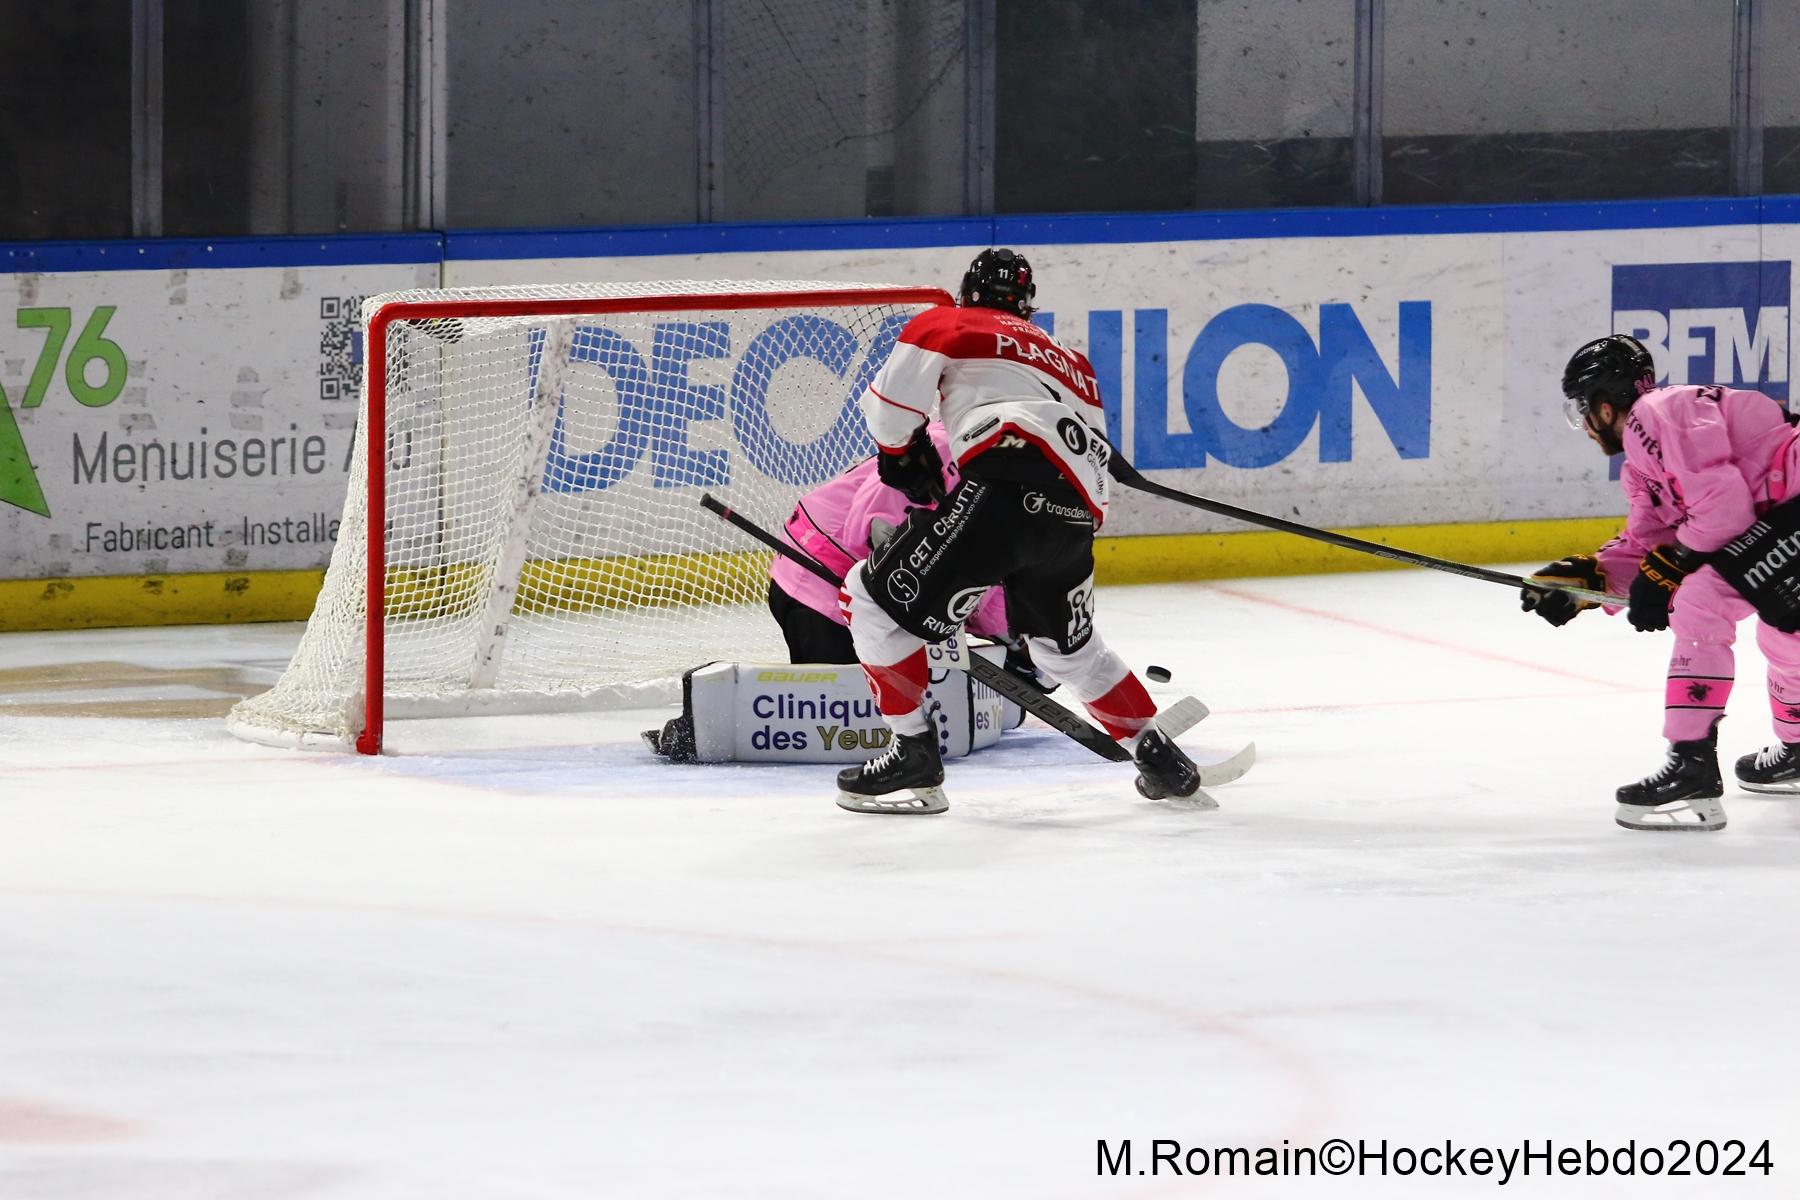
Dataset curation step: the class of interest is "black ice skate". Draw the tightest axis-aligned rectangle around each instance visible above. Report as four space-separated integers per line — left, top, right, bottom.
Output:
1615 733 1725 832
836 731 947 815
1735 741 1800 794
1133 727 1213 806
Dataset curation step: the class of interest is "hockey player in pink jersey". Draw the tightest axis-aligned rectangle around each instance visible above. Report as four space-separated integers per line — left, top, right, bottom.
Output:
769 422 1012 664
833 248 1197 814
1525 334 1800 832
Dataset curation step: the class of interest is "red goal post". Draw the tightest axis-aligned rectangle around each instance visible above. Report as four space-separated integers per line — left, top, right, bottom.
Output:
226 281 954 754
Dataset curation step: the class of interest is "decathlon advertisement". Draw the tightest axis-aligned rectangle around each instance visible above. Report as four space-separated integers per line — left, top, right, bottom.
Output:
2 204 1795 618
446 208 1794 538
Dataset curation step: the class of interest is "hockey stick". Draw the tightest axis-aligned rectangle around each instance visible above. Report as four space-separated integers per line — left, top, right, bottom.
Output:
699 493 1134 763
1104 452 1617 606
1153 696 1255 789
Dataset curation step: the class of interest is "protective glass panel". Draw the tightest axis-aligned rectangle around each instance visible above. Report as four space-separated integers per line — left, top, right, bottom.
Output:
1764 0 1800 195
164 0 408 235
163 2 253 237
712 0 968 221
996 0 1198 213
0 1 131 240
1382 0 1734 204
1194 0 1356 209
445 0 697 227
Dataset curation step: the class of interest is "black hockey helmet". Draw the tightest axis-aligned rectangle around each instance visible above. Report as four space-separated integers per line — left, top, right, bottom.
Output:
1561 334 1655 429
959 247 1036 316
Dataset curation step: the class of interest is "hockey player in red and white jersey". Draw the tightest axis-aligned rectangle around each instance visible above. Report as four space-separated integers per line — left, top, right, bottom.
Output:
834 248 1200 814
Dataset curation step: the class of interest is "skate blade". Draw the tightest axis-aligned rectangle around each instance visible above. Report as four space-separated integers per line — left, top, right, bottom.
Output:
1195 742 1255 787
1614 796 1727 832
1134 776 1220 809
1738 778 1800 795
640 729 664 756
836 787 949 816
1165 788 1220 810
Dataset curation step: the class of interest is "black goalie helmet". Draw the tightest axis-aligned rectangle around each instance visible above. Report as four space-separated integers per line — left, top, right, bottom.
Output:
1561 334 1656 430
959 247 1036 316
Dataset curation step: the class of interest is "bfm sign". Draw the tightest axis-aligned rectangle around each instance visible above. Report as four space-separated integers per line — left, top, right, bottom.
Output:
525 301 1433 492
1612 261 1789 402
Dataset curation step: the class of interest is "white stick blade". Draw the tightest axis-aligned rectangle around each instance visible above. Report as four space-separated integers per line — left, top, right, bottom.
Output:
1154 696 1209 739
1195 742 1256 787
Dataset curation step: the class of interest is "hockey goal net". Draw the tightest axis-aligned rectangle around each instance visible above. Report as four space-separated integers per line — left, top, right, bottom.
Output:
226 280 951 752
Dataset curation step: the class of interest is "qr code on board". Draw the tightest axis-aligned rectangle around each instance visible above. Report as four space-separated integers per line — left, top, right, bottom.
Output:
318 295 365 401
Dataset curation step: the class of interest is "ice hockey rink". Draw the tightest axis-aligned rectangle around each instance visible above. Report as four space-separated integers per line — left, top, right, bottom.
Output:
3 565 1797 1199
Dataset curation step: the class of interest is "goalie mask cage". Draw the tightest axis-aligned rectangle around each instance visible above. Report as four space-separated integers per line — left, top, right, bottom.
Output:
226 280 952 753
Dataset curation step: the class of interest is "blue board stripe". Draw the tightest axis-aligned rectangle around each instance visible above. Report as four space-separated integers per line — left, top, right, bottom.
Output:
3 195 1796 273
994 197 1768 244
444 218 994 261
0 234 443 274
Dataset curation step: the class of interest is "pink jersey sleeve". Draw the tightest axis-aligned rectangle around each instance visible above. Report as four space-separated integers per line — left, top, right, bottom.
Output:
1623 389 1757 553
1594 464 1678 596
781 459 878 582
839 470 915 562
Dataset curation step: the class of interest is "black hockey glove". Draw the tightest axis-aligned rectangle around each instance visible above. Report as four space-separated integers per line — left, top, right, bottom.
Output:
1000 637 1056 694
1521 553 1605 627
1628 543 1705 632
876 426 947 507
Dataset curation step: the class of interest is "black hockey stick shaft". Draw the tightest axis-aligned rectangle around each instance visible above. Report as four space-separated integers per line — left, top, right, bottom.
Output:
698 493 1133 763
1104 453 1616 603
702 494 847 591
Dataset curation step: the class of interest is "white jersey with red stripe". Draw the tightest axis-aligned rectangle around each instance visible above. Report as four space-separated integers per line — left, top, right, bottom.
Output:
860 303 1113 523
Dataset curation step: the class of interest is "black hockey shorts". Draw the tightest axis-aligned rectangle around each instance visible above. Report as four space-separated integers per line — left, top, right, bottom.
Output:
767 580 858 664
1710 494 1800 632
858 476 1098 653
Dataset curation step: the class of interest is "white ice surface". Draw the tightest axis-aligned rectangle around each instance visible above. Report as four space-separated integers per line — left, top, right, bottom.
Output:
1 568 1797 1199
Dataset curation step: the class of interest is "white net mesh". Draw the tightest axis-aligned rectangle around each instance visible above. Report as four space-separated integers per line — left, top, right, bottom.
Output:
227 280 947 748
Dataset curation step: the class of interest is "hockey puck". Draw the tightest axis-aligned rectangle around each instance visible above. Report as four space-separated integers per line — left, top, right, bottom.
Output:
1145 665 1172 683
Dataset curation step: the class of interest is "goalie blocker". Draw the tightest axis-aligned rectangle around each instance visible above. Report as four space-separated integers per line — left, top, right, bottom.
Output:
644 642 1024 764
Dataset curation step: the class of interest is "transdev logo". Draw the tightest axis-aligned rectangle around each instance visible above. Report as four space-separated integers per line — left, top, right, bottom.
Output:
1612 261 1790 402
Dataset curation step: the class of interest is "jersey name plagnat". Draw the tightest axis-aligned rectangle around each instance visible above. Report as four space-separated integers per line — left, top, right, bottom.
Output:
990 329 1100 403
